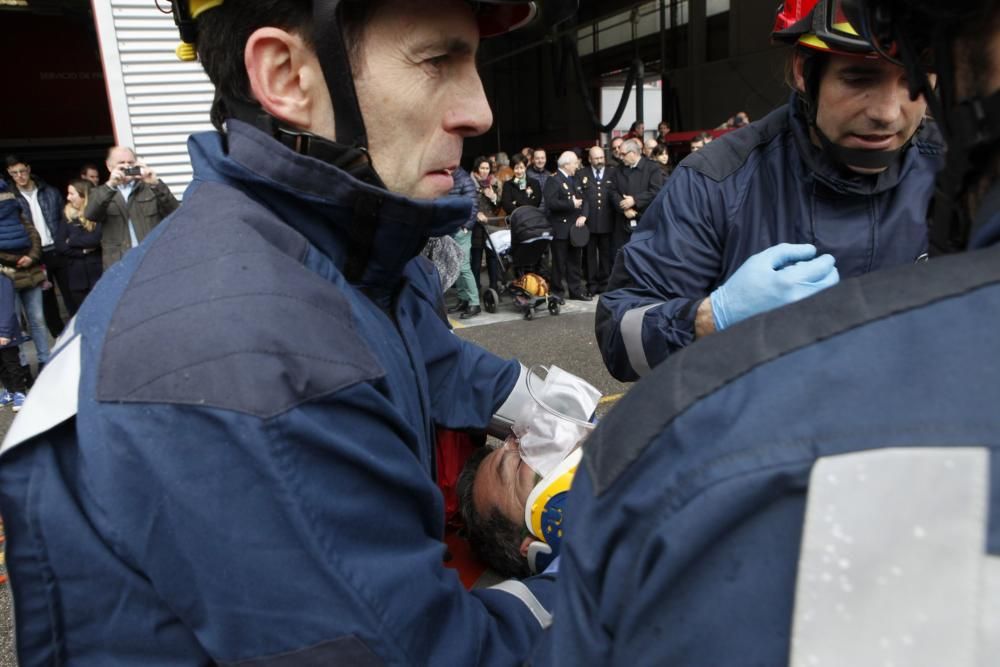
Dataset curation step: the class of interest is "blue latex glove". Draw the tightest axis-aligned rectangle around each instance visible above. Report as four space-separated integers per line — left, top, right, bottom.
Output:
710 243 839 331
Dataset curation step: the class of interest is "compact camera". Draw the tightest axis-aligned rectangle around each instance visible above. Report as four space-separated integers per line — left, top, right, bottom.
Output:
123 166 143 177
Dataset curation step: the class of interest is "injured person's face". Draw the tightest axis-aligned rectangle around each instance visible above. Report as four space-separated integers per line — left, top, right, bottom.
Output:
472 437 539 527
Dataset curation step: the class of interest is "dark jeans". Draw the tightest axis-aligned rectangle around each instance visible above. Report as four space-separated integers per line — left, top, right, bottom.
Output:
470 246 502 293
0 346 29 394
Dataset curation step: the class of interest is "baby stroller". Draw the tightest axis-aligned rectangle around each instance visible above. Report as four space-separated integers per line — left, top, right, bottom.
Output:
482 206 561 320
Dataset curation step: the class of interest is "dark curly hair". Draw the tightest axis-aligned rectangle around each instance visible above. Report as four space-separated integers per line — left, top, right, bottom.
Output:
456 446 531 579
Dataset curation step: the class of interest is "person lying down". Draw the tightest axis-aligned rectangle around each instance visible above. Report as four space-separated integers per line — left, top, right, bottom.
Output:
457 366 601 578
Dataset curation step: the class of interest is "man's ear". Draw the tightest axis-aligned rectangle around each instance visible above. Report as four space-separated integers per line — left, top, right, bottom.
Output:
791 50 807 94
244 27 332 135
519 536 540 558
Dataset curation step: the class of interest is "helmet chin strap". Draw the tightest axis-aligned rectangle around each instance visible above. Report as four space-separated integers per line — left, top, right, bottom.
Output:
812 125 906 171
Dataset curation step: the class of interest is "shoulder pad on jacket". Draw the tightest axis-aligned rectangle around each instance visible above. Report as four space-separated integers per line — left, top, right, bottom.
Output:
97 183 384 420
681 106 789 183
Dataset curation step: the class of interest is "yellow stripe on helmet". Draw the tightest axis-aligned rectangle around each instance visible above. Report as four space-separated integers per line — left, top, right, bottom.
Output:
176 0 225 61
190 0 224 19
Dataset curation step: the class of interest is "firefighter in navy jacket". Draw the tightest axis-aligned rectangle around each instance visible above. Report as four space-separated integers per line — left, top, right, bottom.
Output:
536 1 1000 664
0 1 564 665
596 1 945 381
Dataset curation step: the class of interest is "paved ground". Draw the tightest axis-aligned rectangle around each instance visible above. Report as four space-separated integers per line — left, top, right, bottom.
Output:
0 292 630 664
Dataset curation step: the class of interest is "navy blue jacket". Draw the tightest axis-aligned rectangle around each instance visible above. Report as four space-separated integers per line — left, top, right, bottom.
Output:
450 166 480 231
12 176 63 243
534 196 1000 665
0 121 554 666
597 96 945 381
0 275 20 345
55 216 103 292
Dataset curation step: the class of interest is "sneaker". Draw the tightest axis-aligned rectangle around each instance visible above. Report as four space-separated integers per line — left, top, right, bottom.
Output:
11 392 26 412
0 391 12 408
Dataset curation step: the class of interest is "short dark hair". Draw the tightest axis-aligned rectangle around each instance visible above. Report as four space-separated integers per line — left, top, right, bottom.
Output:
80 163 99 174
4 155 26 169
510 153 528 168
471 155 490 171
457 446 531 579
195 1 377 131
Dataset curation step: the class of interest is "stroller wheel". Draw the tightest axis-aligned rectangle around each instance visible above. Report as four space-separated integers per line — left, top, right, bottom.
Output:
524 308 534 321
483 289 499 314
548 299 560 316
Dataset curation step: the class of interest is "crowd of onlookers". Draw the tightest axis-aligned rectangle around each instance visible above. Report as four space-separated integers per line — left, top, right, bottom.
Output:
1 149 178 407
440 115 750 318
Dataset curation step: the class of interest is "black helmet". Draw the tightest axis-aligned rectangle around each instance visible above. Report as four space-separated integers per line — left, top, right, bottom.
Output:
167 0 553 282
170 0 540 183
842 0 1000 253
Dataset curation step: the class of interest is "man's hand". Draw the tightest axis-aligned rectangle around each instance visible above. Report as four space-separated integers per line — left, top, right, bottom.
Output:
572 196 583 209
709 243 840 331
107 167 126 188
139 160 158 186
694 298 716 339
575 217 586 227
15 256 32 269
0 338 9 347
624 209 638 220
476 212 488 223
620 195 636 210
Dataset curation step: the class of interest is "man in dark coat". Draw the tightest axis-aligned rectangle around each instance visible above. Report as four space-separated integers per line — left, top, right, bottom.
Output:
86 146 179 269
610 138 664 255
580 146 616 295
543 151 590 301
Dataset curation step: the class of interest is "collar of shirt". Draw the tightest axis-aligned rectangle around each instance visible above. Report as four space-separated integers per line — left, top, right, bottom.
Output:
118 181 137 200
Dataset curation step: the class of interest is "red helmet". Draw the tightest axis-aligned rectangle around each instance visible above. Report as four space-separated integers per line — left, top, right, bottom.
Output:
772 0 876 57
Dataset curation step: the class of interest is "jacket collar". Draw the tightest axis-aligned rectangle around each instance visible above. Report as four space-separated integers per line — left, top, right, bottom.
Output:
787 94 941 197
187 120 472 292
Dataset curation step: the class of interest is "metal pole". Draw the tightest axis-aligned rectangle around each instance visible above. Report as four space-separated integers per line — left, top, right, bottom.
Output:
632 8 643 128
660 0 668 129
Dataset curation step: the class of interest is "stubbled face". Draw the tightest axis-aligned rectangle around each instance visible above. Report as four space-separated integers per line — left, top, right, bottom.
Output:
66 185 84 209
82 168 99 186
353 0 492 199
532 151 547 170
473 438 538 525
804 53 929 174
6 163 30 189
513 162 526 179
622 147 640 167
589 147 605 168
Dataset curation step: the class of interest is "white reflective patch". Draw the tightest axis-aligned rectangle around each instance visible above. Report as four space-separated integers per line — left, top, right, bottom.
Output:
1 334 81 456
790 448 996 667
620 303 662 377
49 314 77 357
982 556 1000 667
489 579 553 629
